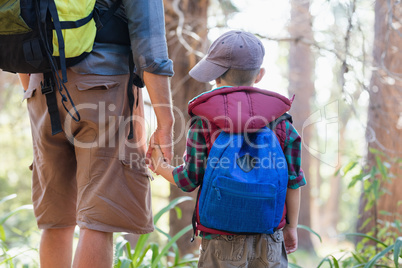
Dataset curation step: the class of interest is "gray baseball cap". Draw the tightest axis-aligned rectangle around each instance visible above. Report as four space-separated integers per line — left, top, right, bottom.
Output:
189 30 265 83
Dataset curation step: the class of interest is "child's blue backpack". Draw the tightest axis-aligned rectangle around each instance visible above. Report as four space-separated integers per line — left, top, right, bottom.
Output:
195 126 288 235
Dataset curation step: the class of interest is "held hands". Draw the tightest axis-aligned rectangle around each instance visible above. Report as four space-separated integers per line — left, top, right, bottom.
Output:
149 144 166 174
146 127 173 168
148 143 176 184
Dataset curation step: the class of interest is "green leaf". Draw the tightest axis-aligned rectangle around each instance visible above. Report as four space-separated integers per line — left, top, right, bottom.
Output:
124 241 135 268
364 244 394 268
0 205 33 225
369 147 385 156
394 237 402 268
288 264 303 268
394 219 402 233
351 252 365 264
330 255 340 268
150 243 159 264
136 244 152 266
0 225 5 241
174 206 182 220
132 234 151 266
348 173 365 189
370 166 378 178
373 179 380 200
343 161 359 174
343 233 387 248
375 155 388 180
118 258 133 268
155 226 180 265
151 224 193 268
0 248 36 265
379 210 392 216
317 257 333 268
153 196 193 224
0 194 17 205
297 224 322 243
171 257 199 267
115 238 129 257
360 217 373 230
334 167 342 176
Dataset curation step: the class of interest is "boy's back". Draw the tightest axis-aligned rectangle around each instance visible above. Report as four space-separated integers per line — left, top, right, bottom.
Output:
150 31 306 268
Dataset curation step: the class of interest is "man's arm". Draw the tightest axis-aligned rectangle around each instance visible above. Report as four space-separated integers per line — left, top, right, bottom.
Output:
121 0 174 161
143 71 174 163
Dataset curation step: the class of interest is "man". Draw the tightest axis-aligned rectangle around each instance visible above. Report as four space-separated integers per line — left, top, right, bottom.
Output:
19 0 174 267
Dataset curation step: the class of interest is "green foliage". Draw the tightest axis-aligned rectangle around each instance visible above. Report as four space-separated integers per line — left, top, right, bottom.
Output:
0 195 38 267
113 196 198 268
311 148 402 268
0 196 197 268
298 224 323 243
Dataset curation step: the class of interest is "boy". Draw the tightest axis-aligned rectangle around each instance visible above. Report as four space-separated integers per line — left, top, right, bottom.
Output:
150 30 306 268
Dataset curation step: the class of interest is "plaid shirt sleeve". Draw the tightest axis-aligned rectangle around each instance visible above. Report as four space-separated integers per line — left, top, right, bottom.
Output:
172 119 208 192
284 120 307 189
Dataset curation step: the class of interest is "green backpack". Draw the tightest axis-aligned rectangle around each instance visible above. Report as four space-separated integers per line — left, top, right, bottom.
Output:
0 0 125 135
0 0 99 78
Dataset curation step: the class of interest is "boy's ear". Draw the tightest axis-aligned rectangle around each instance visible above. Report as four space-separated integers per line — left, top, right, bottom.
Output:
254 68 266 84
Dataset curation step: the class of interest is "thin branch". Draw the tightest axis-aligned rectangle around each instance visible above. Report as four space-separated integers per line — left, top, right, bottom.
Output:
171 0 204 58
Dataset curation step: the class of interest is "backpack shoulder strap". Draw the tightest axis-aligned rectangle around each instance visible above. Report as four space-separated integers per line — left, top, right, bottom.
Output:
94 0 122 30
267 113 292 130
267 113 292 149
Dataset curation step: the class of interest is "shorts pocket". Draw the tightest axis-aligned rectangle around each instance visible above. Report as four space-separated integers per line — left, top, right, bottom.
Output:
263 232 283 263
76 80 119 91
213 235 246 261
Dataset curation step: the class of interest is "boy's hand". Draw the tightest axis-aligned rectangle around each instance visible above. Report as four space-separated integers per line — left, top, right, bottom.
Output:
149 144 166 174
283 225 298 254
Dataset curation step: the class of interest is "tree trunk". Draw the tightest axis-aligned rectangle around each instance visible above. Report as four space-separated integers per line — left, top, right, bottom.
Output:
288 0 315 252
163 0 210 256
357 0 402 235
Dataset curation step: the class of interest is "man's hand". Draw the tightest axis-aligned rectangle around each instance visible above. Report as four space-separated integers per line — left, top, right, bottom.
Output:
147 137 176 185
146 127 173 168
283 225 298 254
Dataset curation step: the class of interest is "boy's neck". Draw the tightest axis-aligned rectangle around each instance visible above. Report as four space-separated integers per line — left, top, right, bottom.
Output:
216 82 255 88
215 76 255 88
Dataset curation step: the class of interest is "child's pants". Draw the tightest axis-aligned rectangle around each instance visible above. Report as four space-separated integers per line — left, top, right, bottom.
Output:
198 230 287 268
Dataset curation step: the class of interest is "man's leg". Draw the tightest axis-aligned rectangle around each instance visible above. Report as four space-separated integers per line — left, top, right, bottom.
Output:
40 226 75 268
72 228 114 268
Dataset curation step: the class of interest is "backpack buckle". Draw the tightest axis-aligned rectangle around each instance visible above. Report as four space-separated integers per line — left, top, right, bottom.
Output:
41 76 54 95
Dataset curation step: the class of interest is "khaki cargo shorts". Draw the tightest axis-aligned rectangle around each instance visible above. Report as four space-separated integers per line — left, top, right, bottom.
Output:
198 230 287 268
24 70 154 234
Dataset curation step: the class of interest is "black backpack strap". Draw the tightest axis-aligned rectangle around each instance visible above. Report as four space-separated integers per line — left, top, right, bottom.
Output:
58 10 94 29
191 186 202 242
37 0 124 135
41 72 63 135
99 0 122 28
127 55 135 140
47 0 67 83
